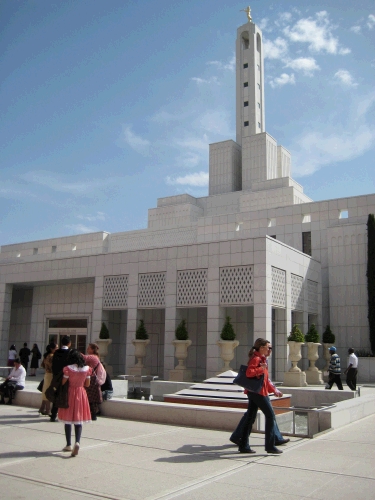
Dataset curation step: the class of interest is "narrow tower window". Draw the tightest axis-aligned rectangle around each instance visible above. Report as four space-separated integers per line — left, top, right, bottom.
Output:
244 121 249 126
244 82 248 87
243 63 248 68
257 33 261 53
244 101 249 107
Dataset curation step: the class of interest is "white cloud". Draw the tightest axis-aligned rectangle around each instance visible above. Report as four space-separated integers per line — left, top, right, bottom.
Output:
20 171 111 194
283 11 350 55
65 223 98 234
258 18 269 31
292 92 375 176
191 76 220 85
207 55 235 72
284 57 320 75
350 25 361 34
166 171 209 187
334 69 358 87
123 125 150 155
263 37 288 59
198 111 234 136
280 12 292 23
175 134 209 152
367 14 375 29
77 211 105 222
269 73 295 88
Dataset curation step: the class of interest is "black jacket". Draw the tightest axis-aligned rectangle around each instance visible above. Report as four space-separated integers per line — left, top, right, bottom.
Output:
52 347 71 375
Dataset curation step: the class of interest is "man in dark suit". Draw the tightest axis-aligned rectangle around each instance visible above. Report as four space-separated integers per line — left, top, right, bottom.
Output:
50 335 71 422
19 343 31 373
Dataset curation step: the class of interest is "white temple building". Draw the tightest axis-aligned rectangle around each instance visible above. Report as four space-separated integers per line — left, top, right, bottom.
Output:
1 13 374 382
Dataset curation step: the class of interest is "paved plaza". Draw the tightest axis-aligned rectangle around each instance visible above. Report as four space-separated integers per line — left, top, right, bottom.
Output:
0 404 374 500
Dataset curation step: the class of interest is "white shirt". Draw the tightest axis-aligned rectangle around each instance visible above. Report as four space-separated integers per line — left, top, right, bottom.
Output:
8 365 26 387
348 353 358 369
8 350 17 360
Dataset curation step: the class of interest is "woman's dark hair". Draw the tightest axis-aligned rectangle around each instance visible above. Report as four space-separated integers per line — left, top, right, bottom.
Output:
67 349 86 368
88 343 99 356
248 338 270 358
45 342 58 355
10 344 16 351
33 343 38 349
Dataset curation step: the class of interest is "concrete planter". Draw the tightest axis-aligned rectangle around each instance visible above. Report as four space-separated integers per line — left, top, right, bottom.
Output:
217 340 239 372
96 338 113 376
129 339 150 376
305 342 324 385
169 340 192 382
284 341 307 387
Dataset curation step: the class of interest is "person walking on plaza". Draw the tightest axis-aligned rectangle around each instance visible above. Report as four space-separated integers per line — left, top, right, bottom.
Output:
49 335 72 422
83 343 106 421
7 345 18 368
58 349 92 457
325 346 343 390
237 338 284 454
29 343 41 376
344 348 358 390
39 342 58 415
19 343 31 373
0 358 26 404
230 341 289 449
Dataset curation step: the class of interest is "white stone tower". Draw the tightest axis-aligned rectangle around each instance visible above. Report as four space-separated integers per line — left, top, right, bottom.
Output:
235 12 265 144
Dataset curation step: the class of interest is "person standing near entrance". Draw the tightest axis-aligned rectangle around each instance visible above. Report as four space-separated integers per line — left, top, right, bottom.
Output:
30 343 42 376
39 342 58 415
19 343 31 373
325 346 343 390
7 345 18 368
49 336 71 422
344 348 358 390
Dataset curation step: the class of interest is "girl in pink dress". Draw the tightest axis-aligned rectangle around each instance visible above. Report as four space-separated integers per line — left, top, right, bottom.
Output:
58 350 92 457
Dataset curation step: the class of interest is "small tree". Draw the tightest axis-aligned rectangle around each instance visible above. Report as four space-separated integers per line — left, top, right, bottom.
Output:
99 322 109 339
305 323 320 343
322 325 335 344
175 319 189 340
367 214 375 352
288 324 305 342
135 319 149 340
220 316 236 341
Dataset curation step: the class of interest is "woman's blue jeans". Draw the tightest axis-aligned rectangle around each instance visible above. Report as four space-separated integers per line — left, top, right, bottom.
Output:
239 392 276 451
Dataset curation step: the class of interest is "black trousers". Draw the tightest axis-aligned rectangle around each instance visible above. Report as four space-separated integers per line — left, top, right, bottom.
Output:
346 368 358 390
326 373 343 390
0 381 23 401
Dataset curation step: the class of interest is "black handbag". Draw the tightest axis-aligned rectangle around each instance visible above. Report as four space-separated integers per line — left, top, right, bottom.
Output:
37 380 44 392
233 365 264 393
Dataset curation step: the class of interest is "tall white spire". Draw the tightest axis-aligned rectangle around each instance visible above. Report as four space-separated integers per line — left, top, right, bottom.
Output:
235 12 265 145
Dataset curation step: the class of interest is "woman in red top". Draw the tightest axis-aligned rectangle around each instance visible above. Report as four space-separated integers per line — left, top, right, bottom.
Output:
238 338 283 454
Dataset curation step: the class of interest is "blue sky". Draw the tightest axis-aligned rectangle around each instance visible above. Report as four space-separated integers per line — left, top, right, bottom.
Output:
1 0 374 246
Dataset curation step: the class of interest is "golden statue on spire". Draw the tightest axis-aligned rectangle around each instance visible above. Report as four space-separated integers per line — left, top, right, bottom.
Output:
240 6 252 22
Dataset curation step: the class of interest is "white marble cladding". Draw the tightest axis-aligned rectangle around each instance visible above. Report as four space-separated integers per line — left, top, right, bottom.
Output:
209 140 242 196
271 267 286 307
103 275 129 310
277 146 291 178
220 266 254 305
148 203 203 230
177 269 208 307
138 272 166 308
109 227 197 253
291 274 304 311
307 280 318 314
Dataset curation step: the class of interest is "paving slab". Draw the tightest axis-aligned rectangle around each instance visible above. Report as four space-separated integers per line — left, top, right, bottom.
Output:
1 404 375 499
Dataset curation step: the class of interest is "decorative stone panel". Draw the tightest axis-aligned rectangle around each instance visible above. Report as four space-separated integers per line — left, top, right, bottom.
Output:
271 267 286 308
177 269 208 307
138 273 166 308
291 274 304 311
220 266 254 305
307 280 318 314
103 275 129 309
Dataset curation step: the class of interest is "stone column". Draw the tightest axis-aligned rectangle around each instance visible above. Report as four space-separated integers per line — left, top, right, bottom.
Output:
125 268 139 374
253 241 272 342
163 265 178 380
206 267 224 377
0 284 12 365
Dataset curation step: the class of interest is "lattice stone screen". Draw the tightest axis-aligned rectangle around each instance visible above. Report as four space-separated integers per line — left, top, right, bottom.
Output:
307 280 318 314
138 273 166 308
271 267 286 307
103 275 129 309
220 266 254 305
177 269 208 307
291 274 304 311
